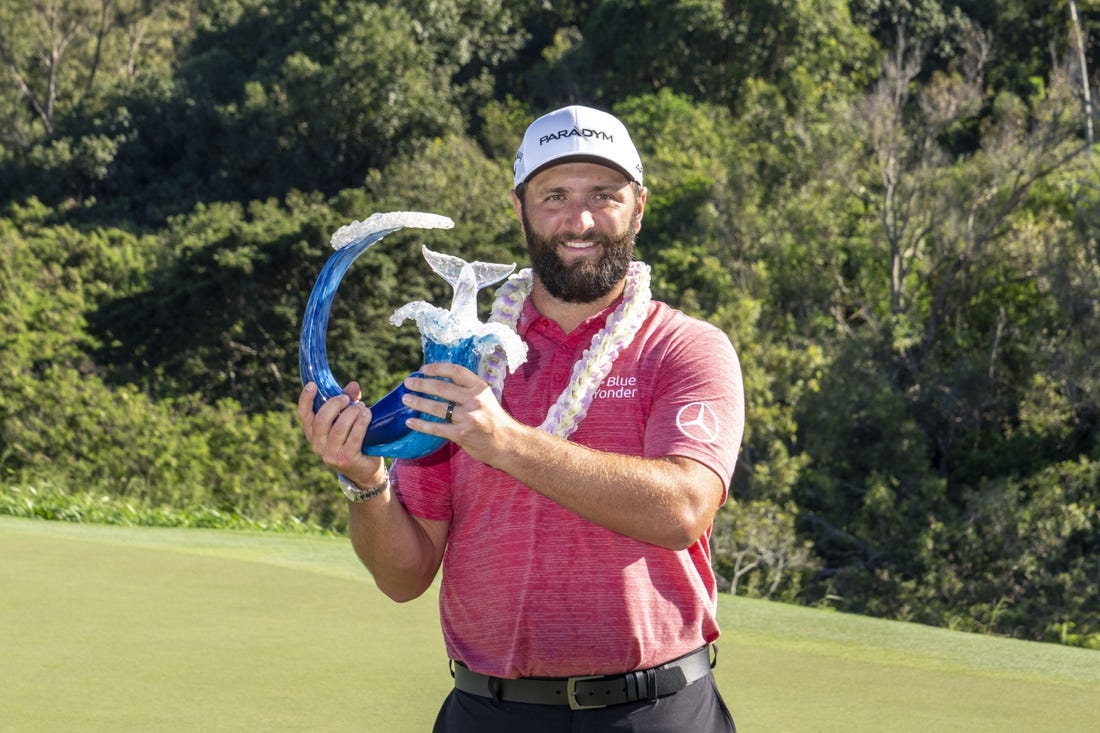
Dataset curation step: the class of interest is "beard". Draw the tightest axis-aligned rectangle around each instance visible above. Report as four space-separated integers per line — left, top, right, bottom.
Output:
522 207 638 304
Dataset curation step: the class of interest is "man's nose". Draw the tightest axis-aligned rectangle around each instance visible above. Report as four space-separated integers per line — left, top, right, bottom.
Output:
565 203 596 232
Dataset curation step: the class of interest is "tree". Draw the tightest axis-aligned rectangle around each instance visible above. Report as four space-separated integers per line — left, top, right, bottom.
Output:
712 499 818 600
400 0 530 118
1067 0 1094 146
832 30 1087 391
0 0 187 145
574 0 878 114
791 28 1094 627
0 0 96 138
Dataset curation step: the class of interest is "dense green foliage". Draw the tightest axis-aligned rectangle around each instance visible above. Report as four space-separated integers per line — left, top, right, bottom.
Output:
2 0 1099 648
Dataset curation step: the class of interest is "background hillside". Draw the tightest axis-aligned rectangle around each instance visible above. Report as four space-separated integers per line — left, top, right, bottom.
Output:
2 0 1099 649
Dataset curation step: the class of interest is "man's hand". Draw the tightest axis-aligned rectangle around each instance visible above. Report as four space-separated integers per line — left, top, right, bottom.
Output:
297 380 450 602
297 381 386 488
399 363 524 469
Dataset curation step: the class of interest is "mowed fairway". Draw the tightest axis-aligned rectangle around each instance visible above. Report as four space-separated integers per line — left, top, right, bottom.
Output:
2 516 1098 732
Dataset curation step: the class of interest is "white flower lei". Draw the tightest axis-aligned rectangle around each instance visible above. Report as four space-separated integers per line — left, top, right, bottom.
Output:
481 261 652 439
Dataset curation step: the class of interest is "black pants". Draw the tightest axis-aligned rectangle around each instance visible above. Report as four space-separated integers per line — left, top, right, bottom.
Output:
432 673 736 733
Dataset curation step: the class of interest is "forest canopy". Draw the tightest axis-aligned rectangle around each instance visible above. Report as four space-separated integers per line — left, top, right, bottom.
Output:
2 0 1099 649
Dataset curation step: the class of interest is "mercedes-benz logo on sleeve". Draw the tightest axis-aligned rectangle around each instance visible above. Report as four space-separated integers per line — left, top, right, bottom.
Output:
675 402 721 443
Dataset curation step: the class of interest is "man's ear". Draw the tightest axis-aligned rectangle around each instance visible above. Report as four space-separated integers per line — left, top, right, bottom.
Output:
633 185 648 233
510 189 525 232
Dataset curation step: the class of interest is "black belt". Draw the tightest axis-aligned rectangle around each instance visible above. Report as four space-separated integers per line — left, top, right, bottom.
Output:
451 645 715 711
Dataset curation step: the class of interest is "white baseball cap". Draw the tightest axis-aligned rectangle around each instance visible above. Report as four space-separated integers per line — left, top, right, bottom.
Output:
513 105 643 188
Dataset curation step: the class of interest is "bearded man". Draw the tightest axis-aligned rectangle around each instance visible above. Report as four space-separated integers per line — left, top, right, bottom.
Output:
298 105 745 732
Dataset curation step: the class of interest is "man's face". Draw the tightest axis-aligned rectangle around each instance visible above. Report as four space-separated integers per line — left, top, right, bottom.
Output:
515 162 645 304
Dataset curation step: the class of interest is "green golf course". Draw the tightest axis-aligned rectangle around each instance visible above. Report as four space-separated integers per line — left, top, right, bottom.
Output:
2 515 1097 732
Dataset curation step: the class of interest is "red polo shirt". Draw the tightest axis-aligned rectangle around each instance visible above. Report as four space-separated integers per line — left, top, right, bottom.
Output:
392 296 743 679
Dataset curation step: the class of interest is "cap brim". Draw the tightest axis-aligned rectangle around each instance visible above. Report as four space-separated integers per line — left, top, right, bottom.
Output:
519 154 637 187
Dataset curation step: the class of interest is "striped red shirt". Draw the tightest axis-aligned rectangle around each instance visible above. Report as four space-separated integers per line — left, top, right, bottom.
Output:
392 296 743 678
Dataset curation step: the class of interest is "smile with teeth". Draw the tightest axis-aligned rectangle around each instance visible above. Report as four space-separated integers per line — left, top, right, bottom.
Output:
559 237 602 251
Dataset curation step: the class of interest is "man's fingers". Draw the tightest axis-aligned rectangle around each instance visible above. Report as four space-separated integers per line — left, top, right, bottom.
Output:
415 362 479 386
315 392 352 428
297 382 327 442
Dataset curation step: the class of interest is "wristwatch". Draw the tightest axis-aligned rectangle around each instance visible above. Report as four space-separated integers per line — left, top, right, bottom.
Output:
337 473 389 503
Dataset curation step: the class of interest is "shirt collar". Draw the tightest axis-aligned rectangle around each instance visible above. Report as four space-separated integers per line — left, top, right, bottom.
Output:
516 293 625 340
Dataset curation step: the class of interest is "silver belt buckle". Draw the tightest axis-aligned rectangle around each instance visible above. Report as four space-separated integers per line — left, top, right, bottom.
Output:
566 674 606 710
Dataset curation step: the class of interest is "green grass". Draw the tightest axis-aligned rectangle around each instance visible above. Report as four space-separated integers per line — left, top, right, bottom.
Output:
2 516 1098 732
